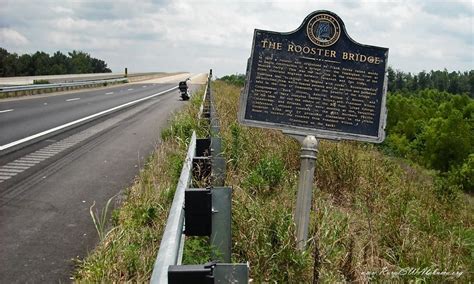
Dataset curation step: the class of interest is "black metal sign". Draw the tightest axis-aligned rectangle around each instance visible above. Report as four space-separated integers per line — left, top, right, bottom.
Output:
239 10 389 142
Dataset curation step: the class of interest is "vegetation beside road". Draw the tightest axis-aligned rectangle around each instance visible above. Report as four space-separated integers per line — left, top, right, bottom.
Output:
220 70 474 195
73 90 208 281
0 47 111 77
212 79 472 282
75 77 472 282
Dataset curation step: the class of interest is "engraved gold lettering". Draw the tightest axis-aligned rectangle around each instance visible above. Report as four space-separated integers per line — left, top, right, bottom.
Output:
342 52 382 64
262 40 283 50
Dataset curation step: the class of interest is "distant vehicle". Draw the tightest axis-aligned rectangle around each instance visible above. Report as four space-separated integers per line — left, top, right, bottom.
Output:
178 79 190 101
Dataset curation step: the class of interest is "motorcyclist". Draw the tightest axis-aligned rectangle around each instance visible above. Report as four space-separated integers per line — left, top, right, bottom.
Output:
178 78 190 101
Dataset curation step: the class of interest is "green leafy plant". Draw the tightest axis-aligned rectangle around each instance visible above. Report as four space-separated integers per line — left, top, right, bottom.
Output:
244 154 285 193
89 195 115 241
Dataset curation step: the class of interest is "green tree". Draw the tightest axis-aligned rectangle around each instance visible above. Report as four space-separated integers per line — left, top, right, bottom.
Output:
17 54 33 75
68 50 92 74
0 47 9 76
0 47 112 76
3 52 19 76
31 51 51 75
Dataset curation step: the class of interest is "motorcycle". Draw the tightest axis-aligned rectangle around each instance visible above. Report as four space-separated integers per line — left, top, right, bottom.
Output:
178 79 190 101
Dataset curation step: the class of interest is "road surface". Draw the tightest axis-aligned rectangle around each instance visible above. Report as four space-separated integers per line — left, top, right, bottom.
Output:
0 73 207 282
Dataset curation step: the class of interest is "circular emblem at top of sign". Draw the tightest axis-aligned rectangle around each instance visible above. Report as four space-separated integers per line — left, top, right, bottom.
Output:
307 13 341 47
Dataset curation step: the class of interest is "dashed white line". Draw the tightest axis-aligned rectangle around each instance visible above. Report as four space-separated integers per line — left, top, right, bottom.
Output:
142 86 147 88
35 150 57 155
66 98 80 102
16 159 41 164
105 92 114 95
0 85 178 151
0 109 14 114
0 168 24 173
3 165 29 170
28 154 53 159
9 162 36 167
127 88 134 91
0 174 12 178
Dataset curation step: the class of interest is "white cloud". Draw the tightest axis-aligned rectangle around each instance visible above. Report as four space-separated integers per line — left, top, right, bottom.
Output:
51 6 74 15
0 0 472 76
0 28 29 46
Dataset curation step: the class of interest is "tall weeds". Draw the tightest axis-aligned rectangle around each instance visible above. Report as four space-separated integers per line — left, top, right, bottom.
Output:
74 90 206 282
212 80 473 282
75 81 473 282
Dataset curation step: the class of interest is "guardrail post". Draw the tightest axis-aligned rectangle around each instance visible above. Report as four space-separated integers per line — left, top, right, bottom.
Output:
153 70 248 283
184 188 212 236
211 137 225 186
211 187 232 263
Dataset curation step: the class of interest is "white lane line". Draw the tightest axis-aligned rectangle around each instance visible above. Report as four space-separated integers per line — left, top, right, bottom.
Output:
0 168 24 173
43 148 66 152
105 92 114 95
16 159 41 164
22 156 45 160
35 150 58 155
0 176 12 180
27 154 53 159
9 162 36 167
142 86 147 88
66 98 80 102
0 85 178 151
3 165 29 170
0 109 14 114
127 88 134 91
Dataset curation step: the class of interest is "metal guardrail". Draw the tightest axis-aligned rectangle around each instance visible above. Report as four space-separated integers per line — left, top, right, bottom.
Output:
0 77 128 93
150 70 249 283
151 131 196 280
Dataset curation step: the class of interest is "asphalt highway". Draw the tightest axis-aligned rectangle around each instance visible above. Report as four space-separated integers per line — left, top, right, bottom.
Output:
0 81 177 146
0 73 207 282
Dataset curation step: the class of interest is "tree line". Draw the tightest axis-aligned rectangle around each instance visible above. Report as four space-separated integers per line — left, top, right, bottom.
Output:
0 47 111 77
384 89 473 193
387 67 474 98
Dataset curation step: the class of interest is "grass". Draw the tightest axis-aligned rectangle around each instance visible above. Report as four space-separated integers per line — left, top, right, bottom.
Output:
74 80 473 283
211 80 473 282
89 195 116 241
73 88 207 282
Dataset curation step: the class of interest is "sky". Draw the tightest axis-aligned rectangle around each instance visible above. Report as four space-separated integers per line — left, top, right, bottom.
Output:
0 0 472 77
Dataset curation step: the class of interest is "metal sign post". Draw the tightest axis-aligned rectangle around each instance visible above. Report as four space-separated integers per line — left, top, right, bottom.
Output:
285 132 319 250
295 135 318 250
239 9 389 252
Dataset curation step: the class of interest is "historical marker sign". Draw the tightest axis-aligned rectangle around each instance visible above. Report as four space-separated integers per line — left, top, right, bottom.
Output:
239 10 389 142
